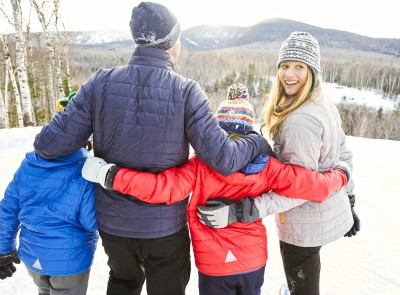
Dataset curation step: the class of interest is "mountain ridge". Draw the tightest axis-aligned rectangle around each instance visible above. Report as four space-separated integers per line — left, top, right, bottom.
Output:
180 18 400 56
65 18 400 57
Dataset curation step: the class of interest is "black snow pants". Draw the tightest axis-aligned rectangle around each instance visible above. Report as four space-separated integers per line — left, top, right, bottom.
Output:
100 226 191 295
280 240 322 295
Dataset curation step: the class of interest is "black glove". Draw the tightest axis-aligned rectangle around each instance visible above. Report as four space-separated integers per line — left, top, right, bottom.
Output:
246 131 276 157
197 196 260 228
0 250 21 280
344 194 361 237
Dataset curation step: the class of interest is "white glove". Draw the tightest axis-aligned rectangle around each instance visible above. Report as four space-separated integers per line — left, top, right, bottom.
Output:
82 156 115 188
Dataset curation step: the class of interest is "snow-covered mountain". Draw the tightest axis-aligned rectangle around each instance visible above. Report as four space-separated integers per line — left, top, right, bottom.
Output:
69 29 132 45
67 18 400 56
180 18 400 54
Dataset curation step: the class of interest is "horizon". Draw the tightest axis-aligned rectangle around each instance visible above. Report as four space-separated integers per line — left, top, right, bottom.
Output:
0 0 399 39
3 17 399 42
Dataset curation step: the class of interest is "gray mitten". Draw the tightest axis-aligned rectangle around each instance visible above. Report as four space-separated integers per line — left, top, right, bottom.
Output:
197 197 259 228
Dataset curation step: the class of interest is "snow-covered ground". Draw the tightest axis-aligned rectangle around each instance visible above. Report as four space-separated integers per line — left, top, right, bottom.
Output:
0 125 399 294
323 82 399 112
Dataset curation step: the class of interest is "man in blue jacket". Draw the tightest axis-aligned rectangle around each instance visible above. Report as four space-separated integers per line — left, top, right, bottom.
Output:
33 2 268 295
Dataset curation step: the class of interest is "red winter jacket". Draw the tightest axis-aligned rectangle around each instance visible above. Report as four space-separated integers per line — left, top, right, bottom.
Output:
113 155 346 276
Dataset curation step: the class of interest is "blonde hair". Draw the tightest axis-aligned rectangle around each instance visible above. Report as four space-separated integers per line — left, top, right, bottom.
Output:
263 67 320 139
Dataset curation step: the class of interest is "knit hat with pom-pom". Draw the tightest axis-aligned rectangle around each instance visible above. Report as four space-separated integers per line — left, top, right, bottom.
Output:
215 83 255 135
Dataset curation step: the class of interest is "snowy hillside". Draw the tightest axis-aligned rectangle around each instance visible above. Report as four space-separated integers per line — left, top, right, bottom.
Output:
0 126 399 294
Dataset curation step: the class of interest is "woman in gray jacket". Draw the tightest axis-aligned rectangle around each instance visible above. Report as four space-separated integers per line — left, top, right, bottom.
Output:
261 31 361 295
196 32 361 295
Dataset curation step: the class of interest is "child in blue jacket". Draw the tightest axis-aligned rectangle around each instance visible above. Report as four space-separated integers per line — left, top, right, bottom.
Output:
0 97 98 294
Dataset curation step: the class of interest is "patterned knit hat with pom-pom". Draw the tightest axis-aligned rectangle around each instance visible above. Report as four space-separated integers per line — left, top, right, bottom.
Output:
216 83 255 135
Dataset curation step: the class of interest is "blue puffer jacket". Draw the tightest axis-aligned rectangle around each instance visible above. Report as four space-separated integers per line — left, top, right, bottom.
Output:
34 47 263 238
0 149 98 276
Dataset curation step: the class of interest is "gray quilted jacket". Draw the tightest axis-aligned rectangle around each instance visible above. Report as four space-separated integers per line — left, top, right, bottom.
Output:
261 89 354 247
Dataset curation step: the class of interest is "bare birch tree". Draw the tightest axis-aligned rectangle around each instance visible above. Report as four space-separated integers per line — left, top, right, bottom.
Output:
52 0 68 95
1 34 23 127
62 34 72 92
5 63 9 113
10 0 36 126
30 0 64 111
0 86 9 128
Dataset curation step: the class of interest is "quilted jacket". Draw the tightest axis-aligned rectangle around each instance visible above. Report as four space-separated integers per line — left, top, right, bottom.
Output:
0 149 98 276
33 47 264 238
272 89 354 247
111 154 347 276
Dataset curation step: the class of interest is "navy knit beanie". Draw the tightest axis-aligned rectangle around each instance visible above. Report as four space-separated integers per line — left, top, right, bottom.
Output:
130 2 181 50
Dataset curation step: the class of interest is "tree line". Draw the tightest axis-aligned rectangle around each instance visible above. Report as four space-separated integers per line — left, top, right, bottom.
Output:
175 49 400 141
0 0 73 128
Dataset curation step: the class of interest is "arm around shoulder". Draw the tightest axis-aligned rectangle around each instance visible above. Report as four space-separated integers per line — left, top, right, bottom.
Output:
254 191 307 218
113 157 198 204
34 72 99 159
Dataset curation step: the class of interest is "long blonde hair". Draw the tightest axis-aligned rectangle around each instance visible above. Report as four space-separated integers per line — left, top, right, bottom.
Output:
263 67 320 139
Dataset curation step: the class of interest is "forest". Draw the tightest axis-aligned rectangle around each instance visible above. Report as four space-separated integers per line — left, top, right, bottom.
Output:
1 0 399 140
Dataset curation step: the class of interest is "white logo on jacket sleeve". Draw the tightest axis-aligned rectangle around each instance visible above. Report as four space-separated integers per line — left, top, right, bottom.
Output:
225 250 238 263
32 258 43 270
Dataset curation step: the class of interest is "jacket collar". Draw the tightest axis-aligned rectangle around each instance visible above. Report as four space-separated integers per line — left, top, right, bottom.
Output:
211 154 270 185
129 47 174 70
26 148 89 168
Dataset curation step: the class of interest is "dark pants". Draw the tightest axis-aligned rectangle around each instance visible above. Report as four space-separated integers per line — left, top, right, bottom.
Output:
99 226 191 295
198 266 265 295
280 240 322 295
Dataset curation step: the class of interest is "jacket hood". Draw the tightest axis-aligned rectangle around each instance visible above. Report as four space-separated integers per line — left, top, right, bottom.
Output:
25 148 89 169
213 155 269 185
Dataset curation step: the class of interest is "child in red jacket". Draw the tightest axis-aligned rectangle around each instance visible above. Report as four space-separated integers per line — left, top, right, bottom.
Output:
82 83 349 295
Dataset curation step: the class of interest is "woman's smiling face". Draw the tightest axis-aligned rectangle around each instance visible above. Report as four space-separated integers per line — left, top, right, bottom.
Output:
278 61 309 96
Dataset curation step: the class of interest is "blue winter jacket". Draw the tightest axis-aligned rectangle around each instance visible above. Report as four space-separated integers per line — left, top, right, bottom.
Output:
0 149 98 276
34 47 263 238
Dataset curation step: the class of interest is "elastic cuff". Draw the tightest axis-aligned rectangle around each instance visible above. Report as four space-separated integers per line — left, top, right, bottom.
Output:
104 165 121 190
348 194 356 207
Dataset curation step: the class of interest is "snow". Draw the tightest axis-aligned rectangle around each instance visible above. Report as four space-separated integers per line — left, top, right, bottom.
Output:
71 30 132 45
323 83 399 111
0 124 399 294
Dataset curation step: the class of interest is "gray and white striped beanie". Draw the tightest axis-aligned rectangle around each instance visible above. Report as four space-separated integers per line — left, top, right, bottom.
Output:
277 32 320 89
